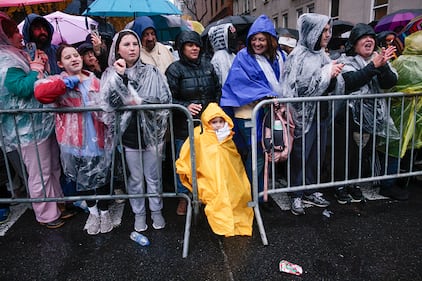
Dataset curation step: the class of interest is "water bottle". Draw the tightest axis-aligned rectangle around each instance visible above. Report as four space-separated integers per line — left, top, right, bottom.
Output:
130 231 150 246
273 120 284 149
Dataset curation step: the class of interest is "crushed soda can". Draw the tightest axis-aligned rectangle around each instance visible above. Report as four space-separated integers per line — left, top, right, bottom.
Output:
279 260 303 276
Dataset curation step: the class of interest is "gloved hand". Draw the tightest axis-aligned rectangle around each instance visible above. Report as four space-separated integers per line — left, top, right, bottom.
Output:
63 76 80 89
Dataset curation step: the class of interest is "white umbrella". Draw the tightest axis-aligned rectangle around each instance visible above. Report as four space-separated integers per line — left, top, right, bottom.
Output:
18 11 98 45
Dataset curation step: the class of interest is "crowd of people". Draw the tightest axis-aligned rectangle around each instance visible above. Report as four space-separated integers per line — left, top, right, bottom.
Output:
0 10 420 237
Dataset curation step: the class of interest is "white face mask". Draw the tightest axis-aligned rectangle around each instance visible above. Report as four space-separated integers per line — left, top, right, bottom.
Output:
215 122 230 142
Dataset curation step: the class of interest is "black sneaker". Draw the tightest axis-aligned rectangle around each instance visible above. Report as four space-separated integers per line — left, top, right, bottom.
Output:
379 185 409 201
347 186 365 203
335 187 351 204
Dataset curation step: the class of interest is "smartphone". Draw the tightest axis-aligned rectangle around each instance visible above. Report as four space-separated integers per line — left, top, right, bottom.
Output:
25 42 37 61
90 24 99 37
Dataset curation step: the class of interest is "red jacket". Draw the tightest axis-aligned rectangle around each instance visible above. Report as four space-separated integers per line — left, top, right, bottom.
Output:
34 71 105 149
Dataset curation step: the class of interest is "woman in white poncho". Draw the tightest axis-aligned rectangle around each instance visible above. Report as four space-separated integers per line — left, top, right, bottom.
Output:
282 13 345 215
101 29 171 232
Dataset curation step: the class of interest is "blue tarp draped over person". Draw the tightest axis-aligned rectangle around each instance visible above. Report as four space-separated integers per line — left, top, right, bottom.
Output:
221 14 285 208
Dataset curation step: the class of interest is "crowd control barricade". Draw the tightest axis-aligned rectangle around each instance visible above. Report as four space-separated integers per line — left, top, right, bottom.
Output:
251 92 422 245
0 104 198 258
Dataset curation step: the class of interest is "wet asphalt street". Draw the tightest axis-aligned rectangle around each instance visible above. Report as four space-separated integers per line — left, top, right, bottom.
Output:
0 181 421 281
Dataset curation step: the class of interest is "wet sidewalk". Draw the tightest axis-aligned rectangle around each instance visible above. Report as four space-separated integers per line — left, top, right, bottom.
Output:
0 182 421 280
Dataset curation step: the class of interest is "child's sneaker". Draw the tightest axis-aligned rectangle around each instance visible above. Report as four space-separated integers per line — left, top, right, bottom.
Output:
100 211 113 233
151 211 166 230
84 214 100 235
134 214 147 232
303 192 330 207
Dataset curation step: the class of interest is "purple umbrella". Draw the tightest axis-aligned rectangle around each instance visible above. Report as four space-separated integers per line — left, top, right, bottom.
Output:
375 9 422 33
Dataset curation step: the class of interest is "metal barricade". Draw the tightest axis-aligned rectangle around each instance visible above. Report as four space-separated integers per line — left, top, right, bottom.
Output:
0 104 198 258
251 92 422 245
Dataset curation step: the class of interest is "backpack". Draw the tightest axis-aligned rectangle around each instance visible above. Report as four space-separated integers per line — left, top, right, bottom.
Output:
261 103 295 201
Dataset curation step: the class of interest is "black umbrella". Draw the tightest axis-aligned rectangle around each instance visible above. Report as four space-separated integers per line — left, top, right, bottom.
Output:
332 19 354 36
201 15 257 55
276 27 299 40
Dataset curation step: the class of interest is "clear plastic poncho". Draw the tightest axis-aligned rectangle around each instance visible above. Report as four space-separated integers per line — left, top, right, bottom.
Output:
0 13 54 152
338 53 400 139
101 29 171 149
208 23 236 85
282 13 345 135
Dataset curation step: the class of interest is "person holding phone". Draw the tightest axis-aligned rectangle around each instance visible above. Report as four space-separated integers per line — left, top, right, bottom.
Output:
101 29 171 232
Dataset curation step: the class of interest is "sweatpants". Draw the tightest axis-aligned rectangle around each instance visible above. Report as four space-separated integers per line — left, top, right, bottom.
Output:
125 145 163 215
20 135 63 223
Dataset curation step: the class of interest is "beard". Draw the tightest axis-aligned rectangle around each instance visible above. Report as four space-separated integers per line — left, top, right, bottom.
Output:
34 34 49 48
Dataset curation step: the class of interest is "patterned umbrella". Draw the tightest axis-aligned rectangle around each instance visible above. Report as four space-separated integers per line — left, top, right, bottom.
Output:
375 9 422 33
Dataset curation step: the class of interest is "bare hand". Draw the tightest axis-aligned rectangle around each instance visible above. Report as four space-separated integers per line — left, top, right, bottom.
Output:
113 58 126 75
91 33 103 55
187 103 202 116
331 60 344 78
372 46 396 68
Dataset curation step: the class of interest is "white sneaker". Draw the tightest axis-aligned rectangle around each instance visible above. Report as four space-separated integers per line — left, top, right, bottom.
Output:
84 214 100 235
100 212 113 233
152 211 166 230
134 214 147 232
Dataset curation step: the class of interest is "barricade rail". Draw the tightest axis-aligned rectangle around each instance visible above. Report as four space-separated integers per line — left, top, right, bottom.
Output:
251 92 422 245
0 104 198 258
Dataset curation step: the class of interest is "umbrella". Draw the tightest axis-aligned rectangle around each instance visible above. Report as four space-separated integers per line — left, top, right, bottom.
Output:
397 15 422 44
201 15 257 38
187 20 205 34
125 15 190 42
276 27 299 40
18 11 98 45
0 0 64 7
332 20 354 37
83 0 181 17
375 9 422 33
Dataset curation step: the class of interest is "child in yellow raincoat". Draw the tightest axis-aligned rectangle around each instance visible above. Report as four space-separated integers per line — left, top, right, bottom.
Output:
176 103 254 237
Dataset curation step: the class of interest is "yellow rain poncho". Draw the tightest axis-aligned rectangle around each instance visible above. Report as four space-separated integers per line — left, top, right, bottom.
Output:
176 103 253 237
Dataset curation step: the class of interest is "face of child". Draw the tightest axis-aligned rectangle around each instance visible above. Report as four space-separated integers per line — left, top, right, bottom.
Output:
58 47 83 75
209 117 225 130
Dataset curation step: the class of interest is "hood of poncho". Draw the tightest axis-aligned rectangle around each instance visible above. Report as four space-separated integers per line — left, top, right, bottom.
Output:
297 13 331 51
201 102 234 131
208 23 234 52
107 29 142 67
246 14 277 45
